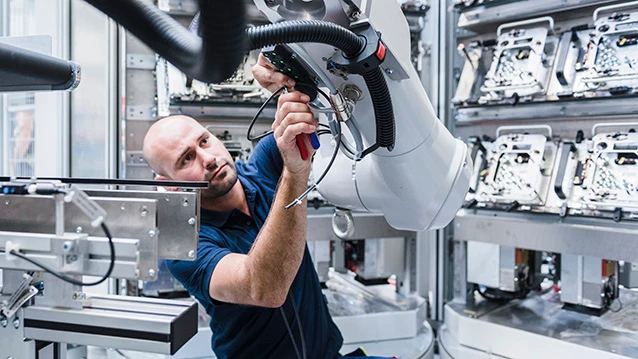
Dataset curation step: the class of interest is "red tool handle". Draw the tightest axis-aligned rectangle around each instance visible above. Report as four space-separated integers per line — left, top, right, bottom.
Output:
296 134 309 160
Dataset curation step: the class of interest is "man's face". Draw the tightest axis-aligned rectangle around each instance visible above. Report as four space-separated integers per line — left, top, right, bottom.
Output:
154 120 238 200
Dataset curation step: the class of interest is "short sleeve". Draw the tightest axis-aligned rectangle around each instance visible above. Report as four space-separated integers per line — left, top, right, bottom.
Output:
165 228 231 306
247 133 283 183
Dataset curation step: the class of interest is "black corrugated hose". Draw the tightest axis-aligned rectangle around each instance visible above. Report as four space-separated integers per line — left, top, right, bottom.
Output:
85 0 247 84
246 20 364 57
362 68 395 153
247 20 395 152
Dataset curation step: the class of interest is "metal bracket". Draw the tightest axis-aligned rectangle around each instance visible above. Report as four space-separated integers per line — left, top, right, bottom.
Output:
126 54 156 70
126 105 156 120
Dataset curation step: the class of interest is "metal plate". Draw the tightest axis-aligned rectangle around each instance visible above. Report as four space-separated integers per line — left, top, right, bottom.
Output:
0 194 158 281
572 132 638 210
480 23 553 101
85 190 199 261
573 7 638 96
472 133 555 205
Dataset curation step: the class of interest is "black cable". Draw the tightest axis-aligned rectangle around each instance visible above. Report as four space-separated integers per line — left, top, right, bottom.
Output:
285 118 341 210
2 222 116 287
247 85 287 141
280 306 302 359
279 292 306 359
289 292 307 359
609 297 623 313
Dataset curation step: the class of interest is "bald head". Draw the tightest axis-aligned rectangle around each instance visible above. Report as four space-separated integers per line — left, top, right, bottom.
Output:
143 115 207 177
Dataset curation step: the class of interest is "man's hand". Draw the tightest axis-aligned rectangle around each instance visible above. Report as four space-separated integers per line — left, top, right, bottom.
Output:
252 54 295 93
273 92 317 175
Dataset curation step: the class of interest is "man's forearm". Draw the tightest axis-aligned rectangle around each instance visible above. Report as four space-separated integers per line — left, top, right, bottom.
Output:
246 169 309 306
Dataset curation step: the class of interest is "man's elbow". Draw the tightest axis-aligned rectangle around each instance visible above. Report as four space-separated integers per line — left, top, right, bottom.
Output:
250 288 287 308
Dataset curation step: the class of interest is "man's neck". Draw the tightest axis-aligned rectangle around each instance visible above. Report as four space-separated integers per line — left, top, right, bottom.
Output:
201 180 250 216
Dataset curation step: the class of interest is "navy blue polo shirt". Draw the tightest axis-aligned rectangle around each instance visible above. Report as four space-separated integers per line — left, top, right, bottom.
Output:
166 134 343 359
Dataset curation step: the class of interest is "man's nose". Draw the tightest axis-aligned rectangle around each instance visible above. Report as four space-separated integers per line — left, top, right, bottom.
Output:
199 149 216 169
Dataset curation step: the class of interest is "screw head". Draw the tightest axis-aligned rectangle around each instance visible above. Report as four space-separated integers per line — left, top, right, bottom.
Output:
148 230 156 238
384 68 394 75
62 241 74 253
1 318 7 327
13 318 19 329
188 217 196 226
148 269 156 277
188 250 196 258
67 255 78 263
75 226 83 233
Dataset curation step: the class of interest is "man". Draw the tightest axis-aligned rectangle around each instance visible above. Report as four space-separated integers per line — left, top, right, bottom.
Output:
143 58 391 359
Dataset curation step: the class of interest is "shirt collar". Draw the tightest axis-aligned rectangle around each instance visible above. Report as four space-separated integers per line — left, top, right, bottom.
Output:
199 173 257 228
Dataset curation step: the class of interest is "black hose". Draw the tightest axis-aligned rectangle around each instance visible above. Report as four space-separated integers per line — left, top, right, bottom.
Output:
362 68 395 151
247 20 365 57
0 42 78 91
85 0 246 84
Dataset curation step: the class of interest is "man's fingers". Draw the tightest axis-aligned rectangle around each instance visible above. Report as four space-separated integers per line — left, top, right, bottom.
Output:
277 92 310 107
280 122 318 145
253 54 296 91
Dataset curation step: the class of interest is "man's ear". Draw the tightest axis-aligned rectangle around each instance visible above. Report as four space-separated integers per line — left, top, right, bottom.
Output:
155 175 181 192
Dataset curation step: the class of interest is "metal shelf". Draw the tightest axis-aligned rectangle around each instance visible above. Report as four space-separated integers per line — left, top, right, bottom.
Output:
457 0 619 30
454 209 638 262
169 102 276 120
455 96 638 124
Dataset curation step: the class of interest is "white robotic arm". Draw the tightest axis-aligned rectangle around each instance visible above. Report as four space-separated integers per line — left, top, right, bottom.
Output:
255 0 472 231
85 0 471 231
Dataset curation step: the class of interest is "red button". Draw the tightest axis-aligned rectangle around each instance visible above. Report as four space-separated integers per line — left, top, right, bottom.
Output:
376 42 386 61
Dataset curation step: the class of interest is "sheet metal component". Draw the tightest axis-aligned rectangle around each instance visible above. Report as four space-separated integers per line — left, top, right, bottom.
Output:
0 189 198 281
0 294 197 356
573 3 638 97
619 261 638 288
561 254 618 312
479 17 557 103
0 231 139 279
471 131 556 206
467 242 529 293
85 190 199 261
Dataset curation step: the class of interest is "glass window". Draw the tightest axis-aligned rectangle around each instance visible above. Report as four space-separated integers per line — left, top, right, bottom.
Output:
1 0 67 177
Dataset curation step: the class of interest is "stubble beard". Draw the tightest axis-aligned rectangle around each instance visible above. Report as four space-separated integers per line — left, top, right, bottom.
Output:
201 161 238 200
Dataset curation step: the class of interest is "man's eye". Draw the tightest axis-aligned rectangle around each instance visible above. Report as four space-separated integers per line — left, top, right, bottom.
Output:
183 154 192 164
201 138 208 145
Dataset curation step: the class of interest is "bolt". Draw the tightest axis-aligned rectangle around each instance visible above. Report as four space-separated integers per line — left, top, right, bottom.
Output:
120 203 126 211
62 241 74 253
148 230 156 238
182 198 189 207
384 68 394 75
188 250 196 258
188 217 196 226
75 226 83 233
13 318 19 329
1 317 7 327
148 269 156 277
67 255 78 263
140 206 148 217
